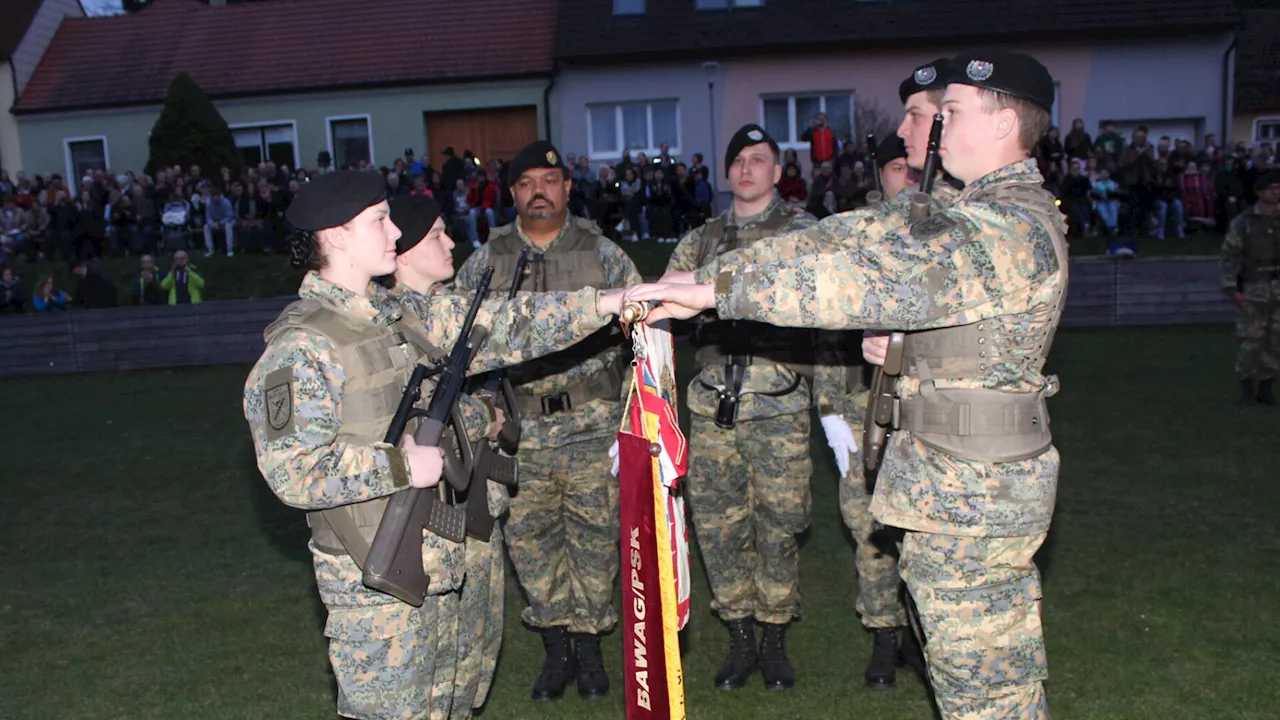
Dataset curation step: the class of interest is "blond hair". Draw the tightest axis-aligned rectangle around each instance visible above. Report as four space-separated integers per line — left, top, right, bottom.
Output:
977 89 1049 153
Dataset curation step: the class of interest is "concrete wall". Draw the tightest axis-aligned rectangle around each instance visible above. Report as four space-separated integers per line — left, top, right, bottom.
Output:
1081 34 1234 145
16 79 549 178
554 61 722 178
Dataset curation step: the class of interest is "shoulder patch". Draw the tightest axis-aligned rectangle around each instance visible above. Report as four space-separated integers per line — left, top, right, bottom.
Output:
910 213 960 240
262 365 297 441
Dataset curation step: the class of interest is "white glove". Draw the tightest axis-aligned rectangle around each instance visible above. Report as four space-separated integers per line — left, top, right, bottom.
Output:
820 414 857 478
609 439 620 477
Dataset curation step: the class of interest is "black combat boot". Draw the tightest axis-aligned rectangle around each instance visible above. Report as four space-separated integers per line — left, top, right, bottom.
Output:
1241 380 1258 406
572 632 610 700
1258 379 1276 406
531 626 576 702
897 626 928 683
714 618 759 690
864 628 899 689
758 621 796 691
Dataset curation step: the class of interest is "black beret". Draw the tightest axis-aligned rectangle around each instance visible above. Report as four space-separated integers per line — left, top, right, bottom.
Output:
1256 170 1280 191
875 133 908 164
389 194 443 255
946 49 1056 112
508 140 567 185
899 57 952 104
285 170 387 232
724 123 779 178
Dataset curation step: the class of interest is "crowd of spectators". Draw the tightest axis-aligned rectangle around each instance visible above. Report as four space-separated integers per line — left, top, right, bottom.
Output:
2 118 1277 312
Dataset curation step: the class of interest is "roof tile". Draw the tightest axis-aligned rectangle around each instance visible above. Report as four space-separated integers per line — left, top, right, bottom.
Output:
15 0 555 114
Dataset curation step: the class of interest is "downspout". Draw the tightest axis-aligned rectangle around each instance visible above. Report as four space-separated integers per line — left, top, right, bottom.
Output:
543 59 560 141
1222 33 1236 144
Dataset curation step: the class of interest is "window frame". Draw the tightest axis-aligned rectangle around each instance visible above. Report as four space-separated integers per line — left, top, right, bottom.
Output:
62 135 110 184
758 92 856 151
1254 116 1280 144
325 113 376 169
584 100 682 161
228 119 300 170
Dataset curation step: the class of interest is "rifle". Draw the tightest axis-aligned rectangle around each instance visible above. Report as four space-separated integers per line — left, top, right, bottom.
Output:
362 266 495 606
864 133 884 206
863 114 943 483
462 248 532 541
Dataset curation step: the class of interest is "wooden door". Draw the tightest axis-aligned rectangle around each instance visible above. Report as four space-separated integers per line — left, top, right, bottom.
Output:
425 105 539 168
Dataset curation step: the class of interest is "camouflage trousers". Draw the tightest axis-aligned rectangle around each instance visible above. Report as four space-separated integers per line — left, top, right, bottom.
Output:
840 390 908 629
1236 299 1280 380
449 523 505 720
505 437 620 634
899 531 1050 720
687 412 812 624
314 548 461 720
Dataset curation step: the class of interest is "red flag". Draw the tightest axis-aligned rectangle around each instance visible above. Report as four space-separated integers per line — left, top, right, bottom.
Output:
618 307 689 720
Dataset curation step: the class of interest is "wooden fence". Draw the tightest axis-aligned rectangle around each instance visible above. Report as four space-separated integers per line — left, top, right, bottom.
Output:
0 258 1237 377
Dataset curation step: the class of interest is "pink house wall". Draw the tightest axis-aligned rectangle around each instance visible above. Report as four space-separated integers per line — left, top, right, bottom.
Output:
719 43 1094 177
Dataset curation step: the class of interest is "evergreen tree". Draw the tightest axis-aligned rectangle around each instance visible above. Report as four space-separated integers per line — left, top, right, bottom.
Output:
145 72 241 178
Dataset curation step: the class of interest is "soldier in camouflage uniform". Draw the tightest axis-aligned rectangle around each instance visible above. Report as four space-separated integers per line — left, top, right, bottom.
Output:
244 173 627 720
811 133 920 691
454 140 642 703
666 63 958 689
664 124 818 691
1220 170 1280 406
628 50 1068 720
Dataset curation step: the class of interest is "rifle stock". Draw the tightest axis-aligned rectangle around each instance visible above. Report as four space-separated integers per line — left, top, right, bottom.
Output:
362 267 495 606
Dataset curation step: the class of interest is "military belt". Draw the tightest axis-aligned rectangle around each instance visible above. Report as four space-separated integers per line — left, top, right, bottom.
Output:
513 365 623 415
897 391 1045 437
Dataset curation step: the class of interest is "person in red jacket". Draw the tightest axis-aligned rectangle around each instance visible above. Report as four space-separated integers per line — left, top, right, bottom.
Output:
801 112 837 166
466 170 497 247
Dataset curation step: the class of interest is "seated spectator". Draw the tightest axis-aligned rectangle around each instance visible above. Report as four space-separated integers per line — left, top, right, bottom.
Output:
1092 168 1126 255
778 163 807 206
1 194 29 263
202 185 235 256
1059 160 1093 240
1150 159 1185 240
131 254 165 306
31 275 70 312
110 192 141 256
1 267 24 313
1180 161 1216 228
160 250 204 304
70 259 119 308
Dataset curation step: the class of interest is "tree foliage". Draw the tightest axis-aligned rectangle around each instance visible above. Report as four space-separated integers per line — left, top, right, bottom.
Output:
854 98 901 147
145 72 241 177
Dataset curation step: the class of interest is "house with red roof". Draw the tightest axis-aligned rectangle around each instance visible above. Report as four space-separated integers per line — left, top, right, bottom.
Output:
10 0 556 181
0 0 84 174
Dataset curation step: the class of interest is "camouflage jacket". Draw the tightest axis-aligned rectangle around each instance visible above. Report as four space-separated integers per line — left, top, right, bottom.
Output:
692 176 961 284
453 216 642 449
668 197 823 420
1220 202 1280 300
711 159 1065 538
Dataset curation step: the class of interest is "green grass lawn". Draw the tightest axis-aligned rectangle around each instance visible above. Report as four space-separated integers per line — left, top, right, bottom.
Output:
2 325 1277 719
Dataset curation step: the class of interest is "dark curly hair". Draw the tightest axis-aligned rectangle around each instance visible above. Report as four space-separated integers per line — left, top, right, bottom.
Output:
288 229 324 270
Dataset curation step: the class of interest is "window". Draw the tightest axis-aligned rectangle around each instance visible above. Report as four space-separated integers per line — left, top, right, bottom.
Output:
613 0 645 14
230 121 297 169
63 136 109 183
696 0 763 9
761 93 855 148
326 115 374 169
586 100 679 159
1256 117 1280 143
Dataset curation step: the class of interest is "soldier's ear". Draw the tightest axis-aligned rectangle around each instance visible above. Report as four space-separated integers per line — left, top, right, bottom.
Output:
994 107 1018 144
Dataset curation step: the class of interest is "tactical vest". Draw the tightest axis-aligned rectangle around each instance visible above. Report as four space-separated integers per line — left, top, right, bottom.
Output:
897 183 1069 463
485 218 624 413
1237 208 1280 285
262 298 449 565
692 206 816 376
